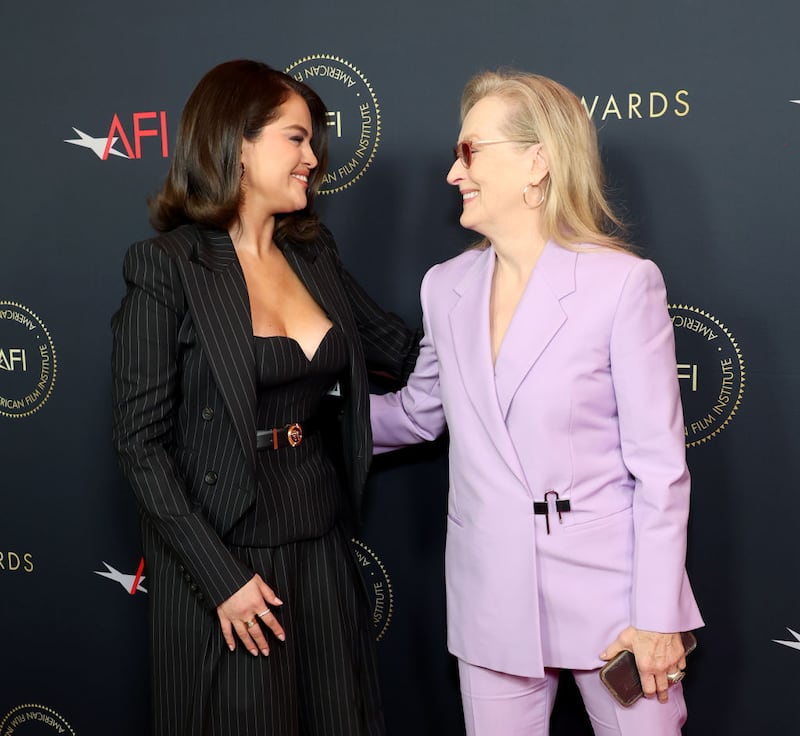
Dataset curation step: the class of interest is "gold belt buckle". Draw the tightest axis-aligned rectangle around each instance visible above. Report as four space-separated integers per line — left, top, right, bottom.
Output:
287 423 303 447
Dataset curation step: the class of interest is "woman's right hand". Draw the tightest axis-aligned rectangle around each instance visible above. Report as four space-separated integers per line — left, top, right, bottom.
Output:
216 574 285 656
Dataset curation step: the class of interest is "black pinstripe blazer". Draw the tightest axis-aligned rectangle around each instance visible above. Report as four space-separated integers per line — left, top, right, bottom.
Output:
111 223 419 609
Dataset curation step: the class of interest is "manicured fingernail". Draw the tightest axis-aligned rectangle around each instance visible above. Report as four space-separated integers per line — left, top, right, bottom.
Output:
229 644 235 652
261 648 270 656
250 648 258 656
278 634 286 642
274 598 283 605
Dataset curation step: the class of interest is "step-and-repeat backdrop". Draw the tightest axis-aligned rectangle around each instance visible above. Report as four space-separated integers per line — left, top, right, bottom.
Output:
1 1 798 733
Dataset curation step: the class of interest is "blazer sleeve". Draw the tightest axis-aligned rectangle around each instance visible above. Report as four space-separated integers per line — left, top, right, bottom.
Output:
370 265 447 453
609 258 696 633
111 239 253 608
321 227 422 383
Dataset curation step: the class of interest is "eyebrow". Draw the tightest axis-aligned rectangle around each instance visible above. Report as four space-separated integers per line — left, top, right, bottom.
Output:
283 124 311 137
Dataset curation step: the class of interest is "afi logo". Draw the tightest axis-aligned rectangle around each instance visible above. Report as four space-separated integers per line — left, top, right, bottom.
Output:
65 111 169 160
774 628 800 652
677 363 698 391
326 110 342 137
0 348 26 371
95 558 147 594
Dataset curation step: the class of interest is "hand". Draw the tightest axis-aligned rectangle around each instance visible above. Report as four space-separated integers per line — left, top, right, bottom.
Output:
216 574 285 656
600 626 686 704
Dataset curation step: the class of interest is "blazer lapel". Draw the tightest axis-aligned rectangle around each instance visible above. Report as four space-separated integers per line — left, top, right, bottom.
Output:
279 238 361 401
279 237 371 501
449 247 529 489
277 238 350 331
176 228 258 474
494 240 577 418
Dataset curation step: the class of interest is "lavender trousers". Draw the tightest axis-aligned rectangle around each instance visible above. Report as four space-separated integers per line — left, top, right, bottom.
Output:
458 660 687 736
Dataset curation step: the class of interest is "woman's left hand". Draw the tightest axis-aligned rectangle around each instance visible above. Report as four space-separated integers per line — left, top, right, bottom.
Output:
600 626 687 704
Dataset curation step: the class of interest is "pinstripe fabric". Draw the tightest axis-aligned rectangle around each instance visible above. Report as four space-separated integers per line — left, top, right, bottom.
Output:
226 328 346 545
111 223 419 735
208 528 383 736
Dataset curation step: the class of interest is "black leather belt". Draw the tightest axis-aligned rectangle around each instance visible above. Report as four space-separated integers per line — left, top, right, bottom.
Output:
533 490 571 534
256 417 319 450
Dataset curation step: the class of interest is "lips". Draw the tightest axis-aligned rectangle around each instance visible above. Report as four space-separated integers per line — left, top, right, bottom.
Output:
291 173 309 186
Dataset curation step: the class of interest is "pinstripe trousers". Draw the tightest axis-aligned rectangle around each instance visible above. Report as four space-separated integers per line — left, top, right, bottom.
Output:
144 523 384 736
207 528 384 735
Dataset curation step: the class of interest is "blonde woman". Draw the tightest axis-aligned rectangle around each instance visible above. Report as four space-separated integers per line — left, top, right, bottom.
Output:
370 70 703 735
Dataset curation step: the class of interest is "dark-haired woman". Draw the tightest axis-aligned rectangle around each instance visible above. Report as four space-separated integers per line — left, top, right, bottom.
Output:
111 60 418 736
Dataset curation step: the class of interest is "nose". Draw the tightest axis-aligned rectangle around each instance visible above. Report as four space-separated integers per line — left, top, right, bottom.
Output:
446 158 464 185
304 142 318 170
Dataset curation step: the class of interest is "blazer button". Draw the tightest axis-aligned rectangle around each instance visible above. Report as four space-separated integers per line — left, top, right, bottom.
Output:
201 407 214 421
204 471 218 485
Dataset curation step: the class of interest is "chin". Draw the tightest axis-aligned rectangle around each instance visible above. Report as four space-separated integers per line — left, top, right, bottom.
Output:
459 212 480 233
286 196 308 213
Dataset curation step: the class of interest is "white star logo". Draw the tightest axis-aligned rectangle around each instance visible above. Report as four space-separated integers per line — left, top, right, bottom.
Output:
64 127 129 159
773 627 800 651
94 561 147 594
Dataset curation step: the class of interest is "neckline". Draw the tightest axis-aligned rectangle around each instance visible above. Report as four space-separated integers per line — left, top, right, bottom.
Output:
253 325 335 363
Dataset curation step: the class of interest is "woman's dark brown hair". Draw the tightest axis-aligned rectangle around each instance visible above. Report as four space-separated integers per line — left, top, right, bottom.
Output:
149 59 329 242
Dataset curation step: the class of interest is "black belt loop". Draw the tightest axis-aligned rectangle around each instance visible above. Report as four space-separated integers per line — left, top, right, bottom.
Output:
533 490 571 534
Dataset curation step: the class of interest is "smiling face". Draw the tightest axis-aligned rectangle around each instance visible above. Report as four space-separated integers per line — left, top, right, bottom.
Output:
446 95 543 240
240 92 318 218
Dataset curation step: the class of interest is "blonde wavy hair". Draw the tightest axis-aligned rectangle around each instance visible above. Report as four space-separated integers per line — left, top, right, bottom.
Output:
461 70 633 253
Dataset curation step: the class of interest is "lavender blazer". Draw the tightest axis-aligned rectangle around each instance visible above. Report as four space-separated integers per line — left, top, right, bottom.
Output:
370 241 703 677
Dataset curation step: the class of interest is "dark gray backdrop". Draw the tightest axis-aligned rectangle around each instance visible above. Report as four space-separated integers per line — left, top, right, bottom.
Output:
1 1 799 733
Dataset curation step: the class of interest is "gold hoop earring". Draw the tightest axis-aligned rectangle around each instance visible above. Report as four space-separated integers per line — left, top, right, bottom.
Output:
522 182 545 209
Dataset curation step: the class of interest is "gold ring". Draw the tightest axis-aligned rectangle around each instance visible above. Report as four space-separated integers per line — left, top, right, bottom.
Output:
666 669 685 683
245 618 256 629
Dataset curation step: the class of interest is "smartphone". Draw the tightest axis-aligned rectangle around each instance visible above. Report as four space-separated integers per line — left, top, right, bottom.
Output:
599 631 697 707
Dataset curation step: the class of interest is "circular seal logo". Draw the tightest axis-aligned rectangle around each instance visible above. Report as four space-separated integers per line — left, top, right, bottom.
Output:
0 704 76 735
669 304 745 447
0 302 57 418
351 538 393 641
285 54 380 194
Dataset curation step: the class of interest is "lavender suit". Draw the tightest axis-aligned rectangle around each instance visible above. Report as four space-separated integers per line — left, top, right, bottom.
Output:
370 241 703 679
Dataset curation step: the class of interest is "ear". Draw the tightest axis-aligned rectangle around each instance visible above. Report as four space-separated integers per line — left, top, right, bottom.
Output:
239 141 253 184
529 144 549 186
240 138 253 168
